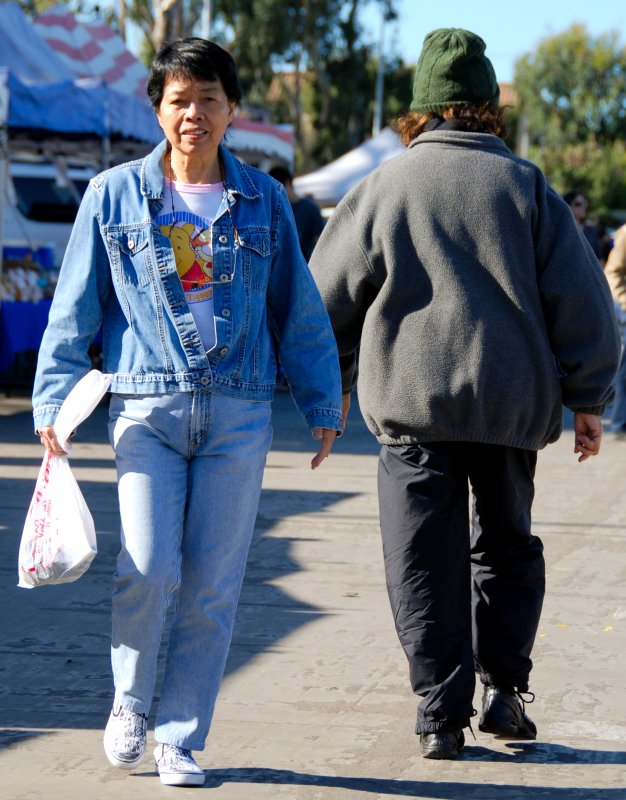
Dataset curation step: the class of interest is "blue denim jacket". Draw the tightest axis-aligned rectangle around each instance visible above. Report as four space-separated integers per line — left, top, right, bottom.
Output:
33 140 342 432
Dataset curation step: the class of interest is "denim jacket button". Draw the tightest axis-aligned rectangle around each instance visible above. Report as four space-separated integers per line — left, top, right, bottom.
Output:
200 376 209 385
219 347 228 356
218 235 228 244
222 309 231 317
128 238 135 249
219 273 229 282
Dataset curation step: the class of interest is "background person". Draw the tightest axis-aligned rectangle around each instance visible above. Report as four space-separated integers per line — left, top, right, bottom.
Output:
32 37 342 787
563 190 606 265
604 223 626 435
311 28 620 761
268 165 325 261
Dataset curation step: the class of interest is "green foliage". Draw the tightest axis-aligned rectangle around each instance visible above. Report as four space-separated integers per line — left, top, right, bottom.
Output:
514 24 626 211
526 141 626 217
304 52 411 168
307 44 372 166
382 58 413 121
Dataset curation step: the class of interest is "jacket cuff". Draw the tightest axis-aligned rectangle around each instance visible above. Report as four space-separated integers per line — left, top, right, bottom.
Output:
304 407 343 432
568 405 608 416
33 404 62 433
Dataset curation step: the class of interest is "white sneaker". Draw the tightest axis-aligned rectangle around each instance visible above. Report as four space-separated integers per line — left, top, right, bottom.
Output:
103 702 147 769
154 744 205 786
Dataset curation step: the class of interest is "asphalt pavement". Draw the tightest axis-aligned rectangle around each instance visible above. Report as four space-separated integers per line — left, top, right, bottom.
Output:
0 390 625 799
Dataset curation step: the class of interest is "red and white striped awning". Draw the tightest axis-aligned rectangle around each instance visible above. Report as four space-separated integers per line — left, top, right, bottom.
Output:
35 6 148 98
228 117 293 164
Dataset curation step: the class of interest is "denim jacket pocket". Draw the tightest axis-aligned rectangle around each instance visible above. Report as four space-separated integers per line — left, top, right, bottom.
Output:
107 228 152 288
240 229 271 291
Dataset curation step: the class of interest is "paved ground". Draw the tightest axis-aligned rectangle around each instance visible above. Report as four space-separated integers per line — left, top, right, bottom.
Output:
0 391 625 799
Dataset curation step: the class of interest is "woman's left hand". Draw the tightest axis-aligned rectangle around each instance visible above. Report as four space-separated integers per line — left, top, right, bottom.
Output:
37 425 68 456
310 427 338 470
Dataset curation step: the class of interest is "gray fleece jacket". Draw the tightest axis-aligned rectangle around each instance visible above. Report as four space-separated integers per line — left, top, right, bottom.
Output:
310 130 621 450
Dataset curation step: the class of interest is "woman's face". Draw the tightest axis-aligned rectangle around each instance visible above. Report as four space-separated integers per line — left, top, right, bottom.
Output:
569 194 587 223
156 75 235 163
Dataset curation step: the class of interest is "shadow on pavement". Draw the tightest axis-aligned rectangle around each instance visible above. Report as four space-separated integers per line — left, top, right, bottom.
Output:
469 741 626 764
201 766 625 797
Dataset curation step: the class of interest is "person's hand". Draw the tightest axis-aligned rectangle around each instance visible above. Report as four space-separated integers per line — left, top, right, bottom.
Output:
37 426 67 456
573 412 603 462
341 393 351 430
311 427 338 469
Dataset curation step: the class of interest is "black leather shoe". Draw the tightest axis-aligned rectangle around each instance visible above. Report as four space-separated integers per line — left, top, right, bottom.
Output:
478 686 537 739
419 730 465 759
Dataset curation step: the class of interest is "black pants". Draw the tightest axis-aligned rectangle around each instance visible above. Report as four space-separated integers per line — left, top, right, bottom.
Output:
378 442 545 734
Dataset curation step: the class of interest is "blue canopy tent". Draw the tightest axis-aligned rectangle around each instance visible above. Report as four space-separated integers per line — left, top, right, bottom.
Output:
6 72 161 143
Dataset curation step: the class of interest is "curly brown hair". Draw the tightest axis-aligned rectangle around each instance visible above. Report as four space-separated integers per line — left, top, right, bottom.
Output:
396 103 508 146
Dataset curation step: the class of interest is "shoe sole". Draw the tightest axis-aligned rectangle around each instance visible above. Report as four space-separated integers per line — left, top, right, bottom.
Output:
158 772 206 786
421 748 461 759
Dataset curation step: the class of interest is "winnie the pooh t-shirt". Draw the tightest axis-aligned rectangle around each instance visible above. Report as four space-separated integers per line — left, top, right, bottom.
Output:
157 178 224 351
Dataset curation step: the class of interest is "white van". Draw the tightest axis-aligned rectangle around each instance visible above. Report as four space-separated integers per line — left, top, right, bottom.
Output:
2 160 94 268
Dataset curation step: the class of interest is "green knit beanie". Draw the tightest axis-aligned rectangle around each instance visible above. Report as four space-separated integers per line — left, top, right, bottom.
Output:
410 28 499 114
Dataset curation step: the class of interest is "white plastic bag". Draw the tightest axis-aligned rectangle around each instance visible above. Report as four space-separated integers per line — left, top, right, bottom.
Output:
18 451 97 588
53 369 112 452
18 370 111 588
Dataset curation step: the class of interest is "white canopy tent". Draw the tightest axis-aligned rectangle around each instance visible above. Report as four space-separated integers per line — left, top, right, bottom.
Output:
293 127 405 208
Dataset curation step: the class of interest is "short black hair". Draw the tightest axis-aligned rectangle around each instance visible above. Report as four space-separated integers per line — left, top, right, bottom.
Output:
147 37 242 110
563 190 586 206
268 166 293 185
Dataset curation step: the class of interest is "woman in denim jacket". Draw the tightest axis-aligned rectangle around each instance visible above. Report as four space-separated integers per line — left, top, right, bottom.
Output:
33 38 342 786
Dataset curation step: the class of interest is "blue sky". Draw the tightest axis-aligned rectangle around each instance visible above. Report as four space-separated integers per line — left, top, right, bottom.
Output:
362 0 626 83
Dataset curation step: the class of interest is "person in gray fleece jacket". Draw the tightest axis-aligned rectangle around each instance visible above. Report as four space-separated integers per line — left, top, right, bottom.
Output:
310 28 621 761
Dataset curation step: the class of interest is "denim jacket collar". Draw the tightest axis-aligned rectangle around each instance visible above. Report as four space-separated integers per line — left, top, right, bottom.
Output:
141 139 262 202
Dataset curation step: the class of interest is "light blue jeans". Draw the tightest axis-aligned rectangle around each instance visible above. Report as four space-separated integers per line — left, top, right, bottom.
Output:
107 390 272 749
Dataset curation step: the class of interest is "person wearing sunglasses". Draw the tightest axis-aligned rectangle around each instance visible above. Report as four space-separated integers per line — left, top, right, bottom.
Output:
32 38 342 787
563 190 606 265
604 222 626 437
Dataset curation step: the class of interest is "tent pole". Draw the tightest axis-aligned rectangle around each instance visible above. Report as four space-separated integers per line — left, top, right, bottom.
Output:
103 87 111 170
0 70 9 309
103 133 111 170
200 0 212 38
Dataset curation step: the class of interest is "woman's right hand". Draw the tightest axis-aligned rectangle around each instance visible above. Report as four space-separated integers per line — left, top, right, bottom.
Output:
37 426 67 455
